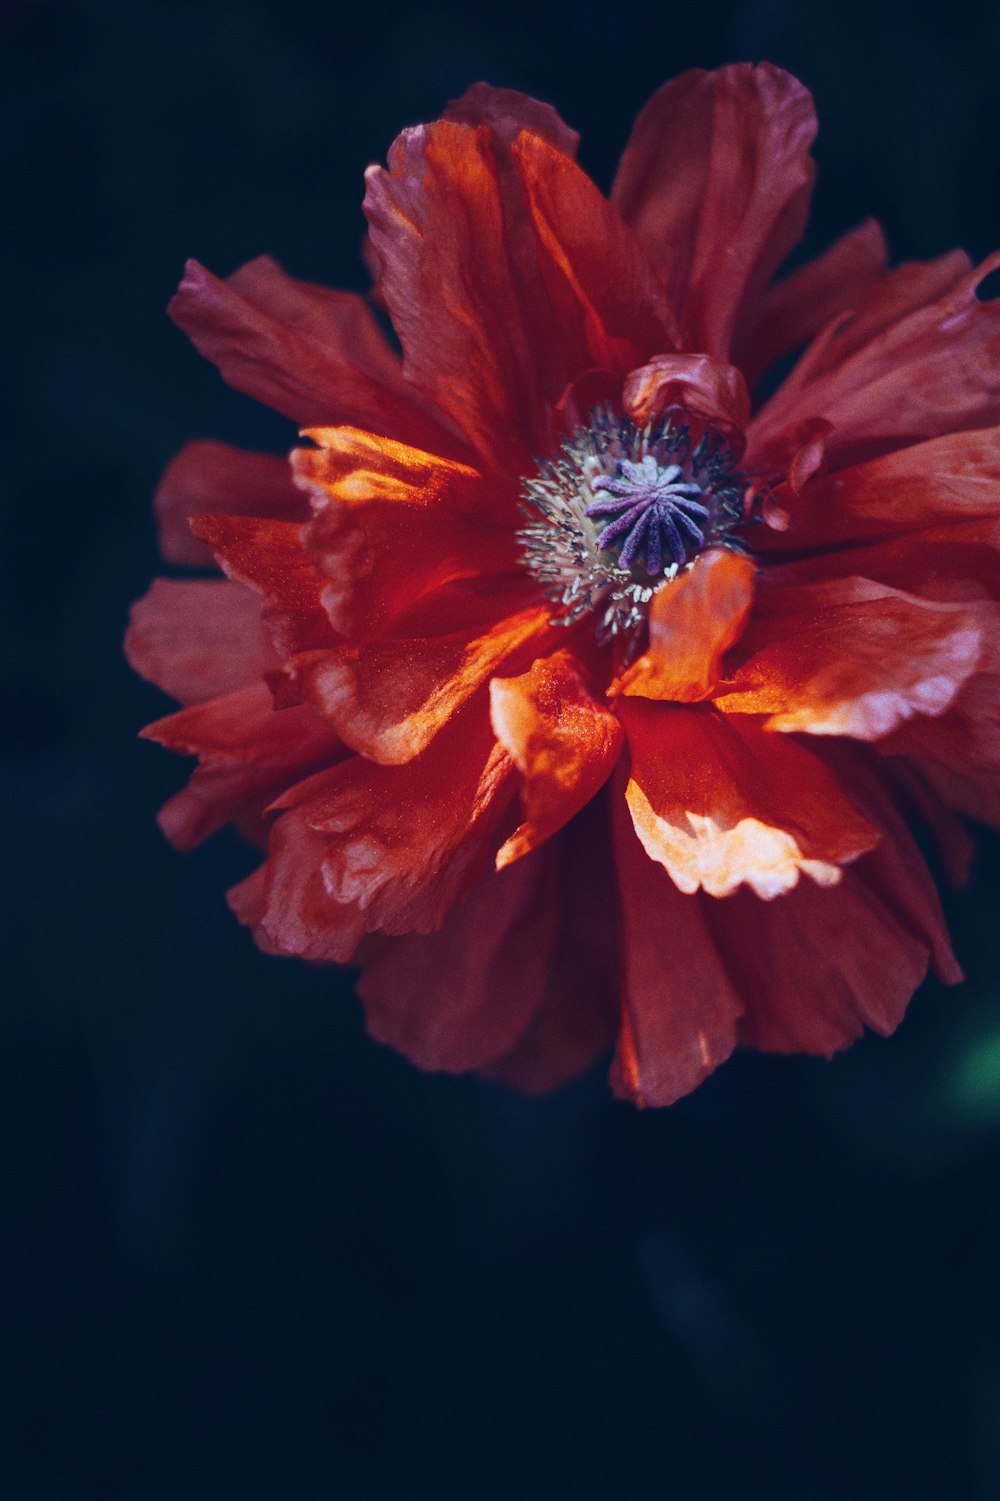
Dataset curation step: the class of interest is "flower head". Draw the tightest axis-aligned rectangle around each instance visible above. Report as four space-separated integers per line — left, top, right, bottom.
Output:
127 66 1000 1105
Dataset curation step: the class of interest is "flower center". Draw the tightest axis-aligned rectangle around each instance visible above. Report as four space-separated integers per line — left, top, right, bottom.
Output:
517 408 750 645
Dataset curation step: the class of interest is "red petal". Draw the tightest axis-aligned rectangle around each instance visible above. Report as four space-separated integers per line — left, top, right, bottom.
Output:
292 427 518 639
191 514 336 657
125 579 278 704
154 441 306 567
716 577 984 739
612 63 816 357
489 648 624 867
748 253 1000 471
761 426 1000 553
737 218 888 386
444 81 580 158
356 844 561 1074
483 805 617 1092
363 122 544 470
281 606 554 765
141 682 342 850
608 790 743 1107
622 355 750 455
706 755 960 1055
169 256 460 453
611 549 755 703
511 132 678 373
620 701 879 898
245 709 517 959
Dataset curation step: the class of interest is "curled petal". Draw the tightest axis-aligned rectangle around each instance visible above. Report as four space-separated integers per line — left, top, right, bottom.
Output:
620 701 879 899
489 649 624 867
126 579 278 704
155 442 306 568
612 63 817 357
612 548 756 702
623 355 750 455
716 577 985 739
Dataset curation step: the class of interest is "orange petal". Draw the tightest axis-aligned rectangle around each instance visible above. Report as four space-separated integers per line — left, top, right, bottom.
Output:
608 790 743 1107
611 63 816 358
154 441 306 568
125 579 279 704
169 257 461 455
620 701 879 899
489 649 624 868
716 577 984 739
191 514 337 657
292 427 519 639
282 606 554 765
612 549 756 703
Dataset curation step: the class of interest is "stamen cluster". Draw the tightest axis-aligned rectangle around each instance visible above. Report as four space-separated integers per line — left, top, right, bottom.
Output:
518 408 748 645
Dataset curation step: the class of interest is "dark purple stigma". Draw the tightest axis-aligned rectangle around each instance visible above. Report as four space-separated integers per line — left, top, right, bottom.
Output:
585 455 711 575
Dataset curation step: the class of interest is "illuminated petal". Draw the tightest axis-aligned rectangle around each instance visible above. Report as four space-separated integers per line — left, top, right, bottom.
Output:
490 649 624 867
620 702 878 899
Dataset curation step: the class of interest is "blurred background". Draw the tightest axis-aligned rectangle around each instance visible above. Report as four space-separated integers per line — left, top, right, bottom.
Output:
6 0 1000 1495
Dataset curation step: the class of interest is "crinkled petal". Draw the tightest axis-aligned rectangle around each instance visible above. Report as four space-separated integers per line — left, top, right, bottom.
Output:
280 606 554 765
244 710 516 961
611 63 817 357
126 579 278 704
191 514 337 656
141 683 342 849
620 701 879 898
490 649 624 868
356 844 561 1074
608 789 743 1107
748 253 1000 470
169 256 460 453
738 218 888 386
155 441 306 567
292 427 519 639
612 548 755 702
716 577 984 739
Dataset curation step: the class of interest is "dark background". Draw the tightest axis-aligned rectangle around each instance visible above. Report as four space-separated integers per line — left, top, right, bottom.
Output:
6 1 1000 1495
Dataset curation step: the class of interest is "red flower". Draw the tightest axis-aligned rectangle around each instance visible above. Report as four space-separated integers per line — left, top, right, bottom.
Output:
127 65 1000 1105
